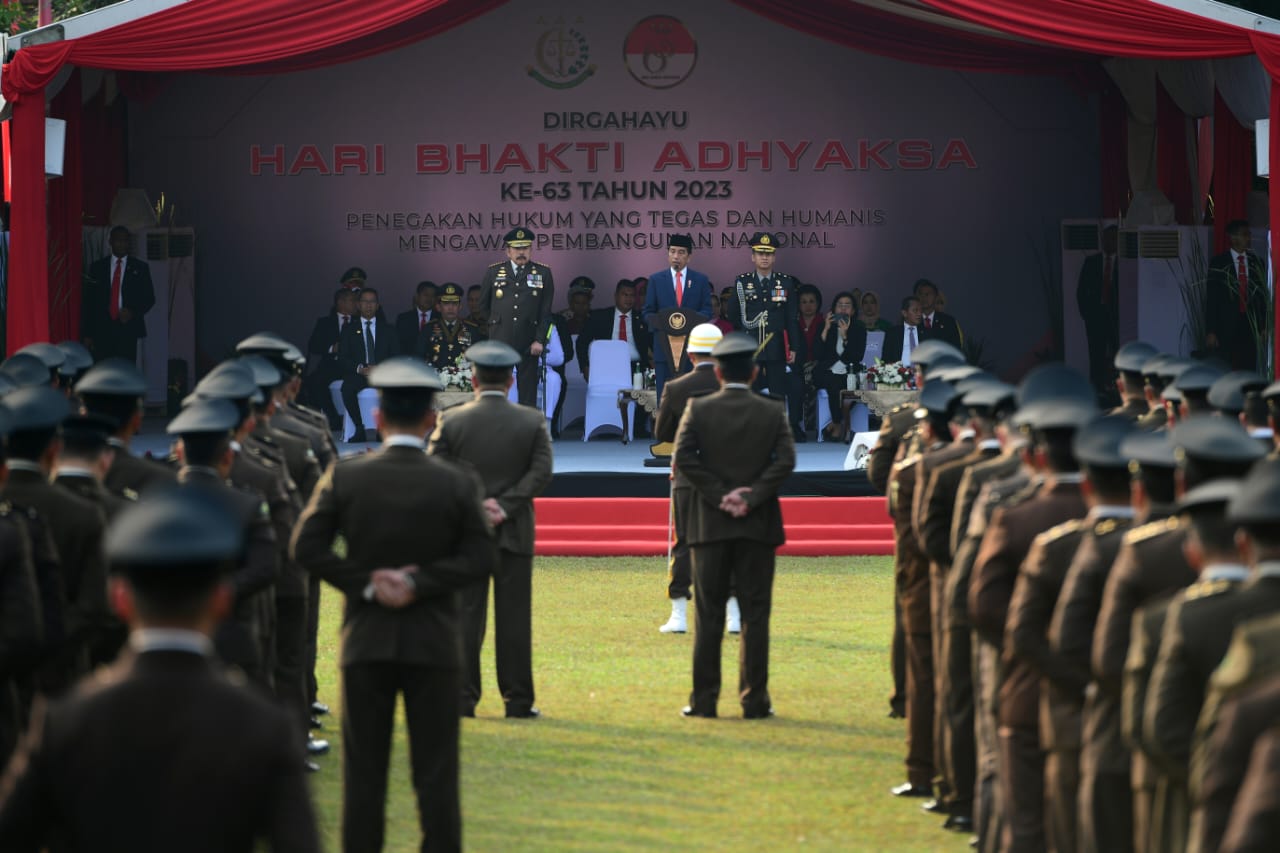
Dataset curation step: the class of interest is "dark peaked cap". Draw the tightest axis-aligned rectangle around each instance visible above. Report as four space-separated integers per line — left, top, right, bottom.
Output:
1177 478 1239 512
465 340 521 369
166 398 241 436
711 333 758 360
106 488 244 567
235 332 291 355
1172 415 1267 464
185 361 262 406
1121 430 1177 470
3 385 71 431
915 381 959 419
16 342 66 369
912 339 964 369
1208 371 1267 414
2 353 54 388
368 357 445 391
1115 340 1158 373
239 355 283 389
1228 459 1280 525
75 358 148 397
1174 363 1225 393
1074 415 1136 468
1016 363 1095 408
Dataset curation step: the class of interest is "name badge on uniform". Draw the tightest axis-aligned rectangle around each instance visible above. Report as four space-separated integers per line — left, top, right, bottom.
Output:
527 273 543 290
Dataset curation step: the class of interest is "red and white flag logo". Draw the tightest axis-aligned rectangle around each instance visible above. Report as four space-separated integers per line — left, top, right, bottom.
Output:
624 15 697 89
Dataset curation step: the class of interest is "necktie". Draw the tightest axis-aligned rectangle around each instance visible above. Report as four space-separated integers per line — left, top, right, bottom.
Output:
674 270 683 307
924 315 933 330
1238 254 1248 313
341 314 349 331
1102 255 1114 305
364 320 374 364
420 311 427 331
110 258 123 321
618 313 627 342
907 326 917 358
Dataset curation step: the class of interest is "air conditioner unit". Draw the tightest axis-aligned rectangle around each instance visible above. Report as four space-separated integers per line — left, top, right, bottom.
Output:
1119 225 1209 358
137 226 196 408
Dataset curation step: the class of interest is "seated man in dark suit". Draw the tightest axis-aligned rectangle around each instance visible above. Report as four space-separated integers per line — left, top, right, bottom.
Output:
0 488 320 852
81 226 156 365
395 281 438 355
913 279 963 351
576 279 651 382
303 287 357 429
881 296 923 367
338 288 400 442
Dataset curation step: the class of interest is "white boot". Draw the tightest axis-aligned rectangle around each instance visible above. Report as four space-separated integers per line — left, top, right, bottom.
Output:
659 598 688 633
726 596 741 634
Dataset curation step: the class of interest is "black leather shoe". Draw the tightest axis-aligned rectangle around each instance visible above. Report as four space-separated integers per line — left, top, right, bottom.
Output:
743 706 775 719
792 429 808 443
459 706 476 718
921 798 947 814
888 707 906 719
304 760 321 774
943 815 974 832
307 737 330 756
681 706 716 718
311 701 330 716
309 717 323 730
350 428 368 443
890 783 932 798
505 706 541 719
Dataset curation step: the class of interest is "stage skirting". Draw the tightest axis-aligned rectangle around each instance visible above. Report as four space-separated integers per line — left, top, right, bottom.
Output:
534 496 893 557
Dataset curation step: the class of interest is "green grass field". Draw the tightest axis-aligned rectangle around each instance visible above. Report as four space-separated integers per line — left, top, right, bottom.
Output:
307 556 969 852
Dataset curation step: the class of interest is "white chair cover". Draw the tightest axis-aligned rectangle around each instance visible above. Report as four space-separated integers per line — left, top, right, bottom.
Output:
582 340 633 441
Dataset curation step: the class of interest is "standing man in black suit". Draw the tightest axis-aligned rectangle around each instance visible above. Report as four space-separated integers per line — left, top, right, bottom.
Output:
1076 226 1121 391
303 287 357 429
881 296 924 367
429 341 554 719
81 226 156 365
395 281 438 354
1206 219 1267 370
0 488 321 853
576 279 651 381
293 358 495 853
729 233 803 440
479 228 556 408
674 333 797 719
338 288 400 443
914 279 963 351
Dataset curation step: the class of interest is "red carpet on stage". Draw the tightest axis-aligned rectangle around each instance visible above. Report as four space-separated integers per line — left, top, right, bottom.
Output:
534 497 894 557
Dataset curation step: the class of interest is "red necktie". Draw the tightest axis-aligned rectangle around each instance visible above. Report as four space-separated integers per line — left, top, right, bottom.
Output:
924 316 932 330
341 314 349 330
420 311 427 331
1238 254 1248 313
109 258 123 321
1102 255 1114 305
674 270 683 307
618 313 627 342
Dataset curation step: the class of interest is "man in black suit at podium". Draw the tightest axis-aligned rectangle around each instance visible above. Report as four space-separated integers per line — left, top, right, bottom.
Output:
1205 219 1267 370
81 226 156 365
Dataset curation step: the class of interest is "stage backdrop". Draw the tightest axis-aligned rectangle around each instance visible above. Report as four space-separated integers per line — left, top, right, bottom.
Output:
127 0 1099 373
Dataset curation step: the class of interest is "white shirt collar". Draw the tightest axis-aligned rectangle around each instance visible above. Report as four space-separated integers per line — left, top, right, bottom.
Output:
1203 563 1250 582
1088 505 1136 521
1256 561 1280 579
6 460 44 475
131 628 213 656
979 439 1002 450
229 440 242 452
383 435 425 449
1250 427 1274 439
955 429 976 441
1051 472 1085 485
724 383 751 390
479 390 508 398
55 467 95 479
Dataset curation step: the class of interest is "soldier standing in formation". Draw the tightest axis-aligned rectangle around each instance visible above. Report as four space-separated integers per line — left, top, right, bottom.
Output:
479 229 555 408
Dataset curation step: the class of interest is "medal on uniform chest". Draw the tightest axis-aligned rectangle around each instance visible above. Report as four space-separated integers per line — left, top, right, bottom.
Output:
772 282 786 303
495 288 504 299
495 266 507 300
528 272 543 290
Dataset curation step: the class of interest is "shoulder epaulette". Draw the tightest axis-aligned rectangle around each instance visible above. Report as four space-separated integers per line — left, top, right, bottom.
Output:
122 488 139 502
0 500 9 516
1094 518 1123 537
1124 516 1180 545
1038 518 1084 545
894 454 920 472
488 260 504 268
1185 578 1239 601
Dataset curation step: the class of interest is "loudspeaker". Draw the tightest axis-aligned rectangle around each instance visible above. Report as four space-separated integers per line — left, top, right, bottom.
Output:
44 117 66 176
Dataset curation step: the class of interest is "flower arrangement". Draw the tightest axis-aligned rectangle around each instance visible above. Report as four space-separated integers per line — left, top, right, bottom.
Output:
438 358 474 391
865 359 915 390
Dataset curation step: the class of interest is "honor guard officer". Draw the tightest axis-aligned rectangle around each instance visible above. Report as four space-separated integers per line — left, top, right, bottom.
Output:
75 359 175 497
730 232 803 441
674 333 797 720
0 489 321 853
479 228 556 408
167 398 279 690
418 283 484 370
292 357 495 853
429 341 553 719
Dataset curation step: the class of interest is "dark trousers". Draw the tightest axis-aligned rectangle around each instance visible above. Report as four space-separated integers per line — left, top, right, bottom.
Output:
890 597 906 716
689 539 775 717
1079 769 1132 853
459 549 534 715
942 626 976 816
341 373 370 432
929 566 954 807
88 324 139 365
274 594 310 742
667 487 692 600
303 359 344 426
999 725 1046 853
755 360 802 431
1083 316 1118 391
1046 748 1080 853
305 577 322 705
341 662 461 853
904 628 936 788
816 371 851 427
515 353 540 408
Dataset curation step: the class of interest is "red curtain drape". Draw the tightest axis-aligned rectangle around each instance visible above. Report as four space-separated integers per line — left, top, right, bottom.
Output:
727 0 1094 74
1156 81 1194 226
1100 82 1129 218
1212 90 1253 253
0 0 507 354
